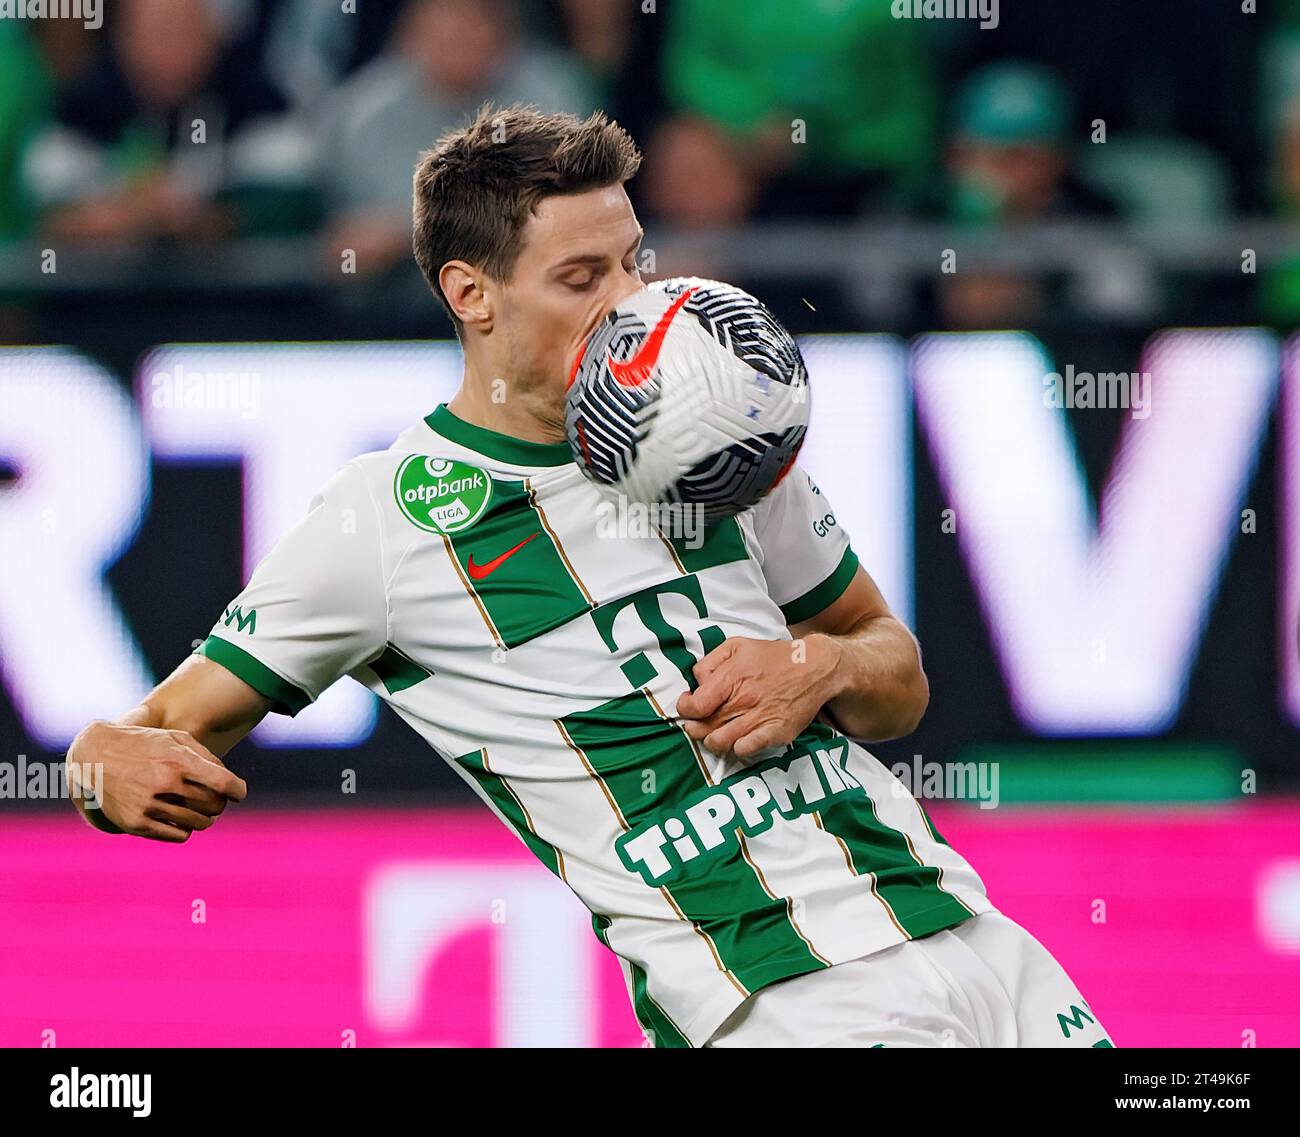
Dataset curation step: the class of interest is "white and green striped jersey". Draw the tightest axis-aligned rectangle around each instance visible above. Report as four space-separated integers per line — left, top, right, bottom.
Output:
197 402 995 1047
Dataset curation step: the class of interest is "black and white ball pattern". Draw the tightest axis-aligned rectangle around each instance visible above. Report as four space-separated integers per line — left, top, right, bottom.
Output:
565 277 809 521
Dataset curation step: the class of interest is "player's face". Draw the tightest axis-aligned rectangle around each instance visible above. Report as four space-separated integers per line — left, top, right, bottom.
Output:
495 184 644 413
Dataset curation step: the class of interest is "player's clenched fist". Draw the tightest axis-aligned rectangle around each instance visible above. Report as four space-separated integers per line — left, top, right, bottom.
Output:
66 721 248 842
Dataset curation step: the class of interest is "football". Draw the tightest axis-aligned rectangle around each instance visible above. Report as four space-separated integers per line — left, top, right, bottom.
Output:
564 277 810 522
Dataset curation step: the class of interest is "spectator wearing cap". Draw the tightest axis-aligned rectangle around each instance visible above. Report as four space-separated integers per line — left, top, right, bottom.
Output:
936 61 1119 328
946 61 1116 224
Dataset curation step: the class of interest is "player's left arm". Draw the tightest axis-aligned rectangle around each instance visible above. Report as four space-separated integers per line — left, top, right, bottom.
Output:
676 465 928 758
677 566 927 758
788 567 928 741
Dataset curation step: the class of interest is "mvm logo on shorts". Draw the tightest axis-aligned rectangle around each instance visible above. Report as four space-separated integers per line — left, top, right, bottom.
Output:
50 1068 151 1118
617 740 865 885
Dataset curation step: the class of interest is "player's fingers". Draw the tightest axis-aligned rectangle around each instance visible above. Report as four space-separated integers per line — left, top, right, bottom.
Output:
691 638 739 682
172 760 234 810
676 678 730 721
136 818 192 843
680 717 709 741
156 789 226 818
171 751 248 804
180 782 229 813
145 799 216 834
169 736 248 802
680 700 748 740
216 770 248 803
733 721 787 760
704 713 763 757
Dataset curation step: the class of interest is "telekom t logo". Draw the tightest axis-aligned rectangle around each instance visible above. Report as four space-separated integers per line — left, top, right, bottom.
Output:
364 864 618 1046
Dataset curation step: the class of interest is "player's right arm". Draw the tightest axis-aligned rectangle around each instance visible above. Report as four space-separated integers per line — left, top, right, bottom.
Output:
68 458 390 842
67 656 266 841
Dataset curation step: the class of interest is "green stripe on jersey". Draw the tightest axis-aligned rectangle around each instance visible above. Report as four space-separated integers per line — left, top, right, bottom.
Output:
916 800 953 848
367 643 432 695
798 721 973 934
446 477 591 649
630 961 692 1048
425 403 573 466
453 748 563 877
196 636 310 716
780 546 860 624
666 515 749 572
592 914 692 1048
560 691 827 995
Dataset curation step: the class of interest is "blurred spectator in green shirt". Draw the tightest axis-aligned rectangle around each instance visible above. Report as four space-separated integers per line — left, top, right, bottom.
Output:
1260 9 1300 326
0 23 53 243
644 0 935 225
1260 95 1300 326
23 0 314 246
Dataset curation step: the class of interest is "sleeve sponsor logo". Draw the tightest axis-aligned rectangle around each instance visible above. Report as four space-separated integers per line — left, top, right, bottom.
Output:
221 605 257 635
812 511 837 538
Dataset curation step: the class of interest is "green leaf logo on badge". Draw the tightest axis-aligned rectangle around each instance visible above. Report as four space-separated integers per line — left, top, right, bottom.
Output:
394 455 493 534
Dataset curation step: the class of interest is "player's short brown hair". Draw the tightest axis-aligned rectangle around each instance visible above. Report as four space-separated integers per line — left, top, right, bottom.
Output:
412 102 642 334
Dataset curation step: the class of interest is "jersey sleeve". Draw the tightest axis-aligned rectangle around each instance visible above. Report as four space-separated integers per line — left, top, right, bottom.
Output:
751 465 860 625
194 460 388 715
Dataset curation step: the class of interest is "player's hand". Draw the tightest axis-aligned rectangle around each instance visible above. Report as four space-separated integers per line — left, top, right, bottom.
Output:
675 636 842 761
67 721 248 842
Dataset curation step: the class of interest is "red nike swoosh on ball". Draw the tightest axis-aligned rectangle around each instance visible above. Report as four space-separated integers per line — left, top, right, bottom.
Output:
607 286 697 387
467 532 541 580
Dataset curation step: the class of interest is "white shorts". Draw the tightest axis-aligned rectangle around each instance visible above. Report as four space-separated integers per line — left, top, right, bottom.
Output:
706 910 1114 1048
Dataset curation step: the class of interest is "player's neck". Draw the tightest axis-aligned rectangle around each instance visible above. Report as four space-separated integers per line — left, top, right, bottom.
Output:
446 381 566 446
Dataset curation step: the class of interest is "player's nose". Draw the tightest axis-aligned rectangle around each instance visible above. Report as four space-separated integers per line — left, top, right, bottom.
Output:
597 278 645 332
607 275 645 309
575 279 643 346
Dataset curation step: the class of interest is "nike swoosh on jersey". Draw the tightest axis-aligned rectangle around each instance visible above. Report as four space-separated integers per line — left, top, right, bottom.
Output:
466 532 541 580
608 286 697 387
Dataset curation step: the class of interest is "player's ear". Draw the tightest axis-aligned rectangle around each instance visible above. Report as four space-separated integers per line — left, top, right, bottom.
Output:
440 261 491 331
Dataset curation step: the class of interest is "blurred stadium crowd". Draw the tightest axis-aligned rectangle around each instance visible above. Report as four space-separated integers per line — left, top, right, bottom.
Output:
0 0 1296 335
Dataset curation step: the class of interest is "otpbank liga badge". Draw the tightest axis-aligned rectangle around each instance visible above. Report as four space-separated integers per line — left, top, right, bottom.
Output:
394 455 493 534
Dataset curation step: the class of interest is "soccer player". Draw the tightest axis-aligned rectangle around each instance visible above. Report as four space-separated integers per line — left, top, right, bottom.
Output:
67 104 1113 1049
